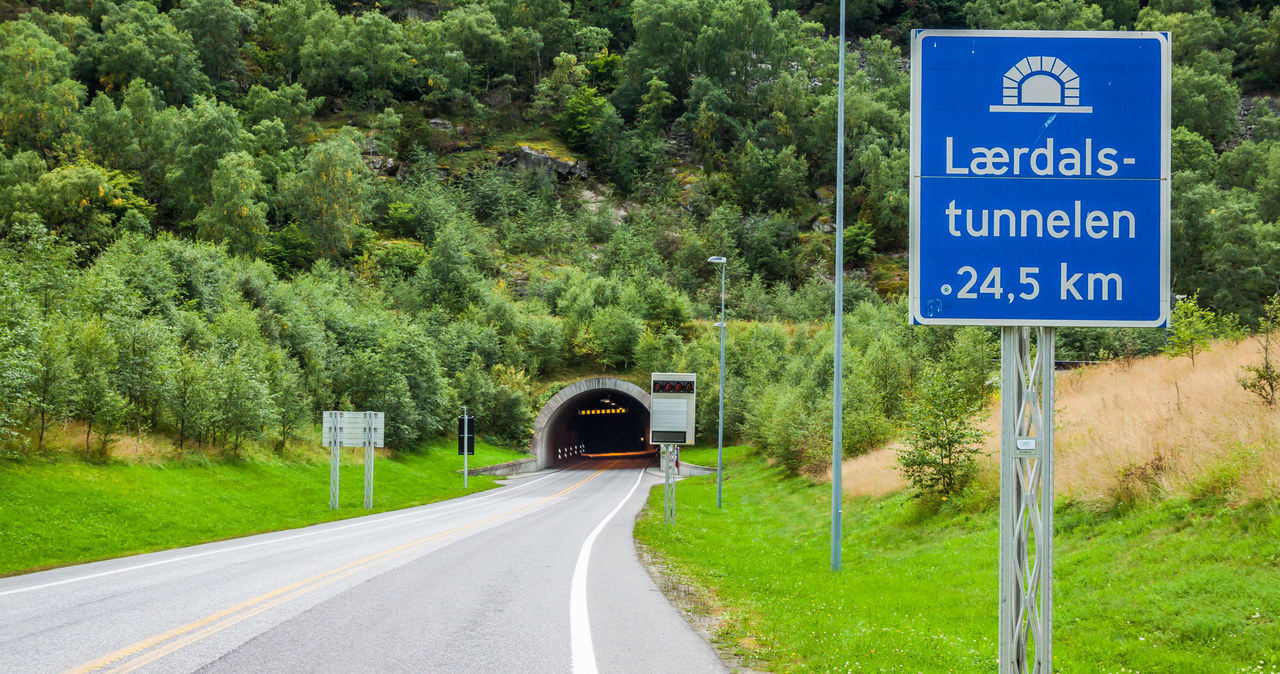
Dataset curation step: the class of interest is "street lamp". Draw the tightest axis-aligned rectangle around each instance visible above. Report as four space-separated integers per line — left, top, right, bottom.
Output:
831 0 848 572
708 256 727 508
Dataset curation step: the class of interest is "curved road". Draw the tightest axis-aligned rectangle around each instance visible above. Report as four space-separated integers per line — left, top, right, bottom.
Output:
0 459 725 674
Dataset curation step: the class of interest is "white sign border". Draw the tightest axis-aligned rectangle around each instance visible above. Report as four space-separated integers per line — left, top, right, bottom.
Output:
909 29 1172 327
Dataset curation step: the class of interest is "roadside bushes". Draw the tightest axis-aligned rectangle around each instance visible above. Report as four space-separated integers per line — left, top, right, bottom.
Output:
1 235 458 457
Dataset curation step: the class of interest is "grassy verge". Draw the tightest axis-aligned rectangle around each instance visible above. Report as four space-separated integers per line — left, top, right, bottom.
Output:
636 451 1280 672
0 438 527 576
676 444 752 468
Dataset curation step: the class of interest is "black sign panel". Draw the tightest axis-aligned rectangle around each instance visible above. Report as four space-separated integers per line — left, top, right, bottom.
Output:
651 380 695 393
457 415 475 455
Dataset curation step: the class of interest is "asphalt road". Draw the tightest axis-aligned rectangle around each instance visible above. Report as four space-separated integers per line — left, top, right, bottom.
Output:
0 458 725 674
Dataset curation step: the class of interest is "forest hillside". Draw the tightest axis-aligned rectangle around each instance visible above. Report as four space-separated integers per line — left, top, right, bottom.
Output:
2 0 1279 475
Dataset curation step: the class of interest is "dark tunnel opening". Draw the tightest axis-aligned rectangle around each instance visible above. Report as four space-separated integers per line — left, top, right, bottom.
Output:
545 390 651 465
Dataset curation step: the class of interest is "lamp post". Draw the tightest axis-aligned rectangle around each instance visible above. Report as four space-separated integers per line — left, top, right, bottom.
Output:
831 0 847 572
708 256 727 509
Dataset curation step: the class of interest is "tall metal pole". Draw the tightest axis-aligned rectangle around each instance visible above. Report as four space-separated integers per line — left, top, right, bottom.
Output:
468 404 473 488
716 263 726 509
999 327 1055 673
328 412 339 510
831 0 847 573
363 412 373 509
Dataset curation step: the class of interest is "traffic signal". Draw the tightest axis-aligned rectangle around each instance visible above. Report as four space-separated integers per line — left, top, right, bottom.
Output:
652 380 695 394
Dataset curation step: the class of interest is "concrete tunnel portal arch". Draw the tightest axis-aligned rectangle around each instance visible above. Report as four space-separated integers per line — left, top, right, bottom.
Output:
530 377 652 469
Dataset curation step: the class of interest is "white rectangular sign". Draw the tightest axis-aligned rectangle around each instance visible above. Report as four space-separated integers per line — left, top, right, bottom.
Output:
322 411 386 448
651 399 688 432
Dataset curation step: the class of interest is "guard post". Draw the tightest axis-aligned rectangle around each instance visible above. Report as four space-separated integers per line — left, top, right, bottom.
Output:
910 30 1170 672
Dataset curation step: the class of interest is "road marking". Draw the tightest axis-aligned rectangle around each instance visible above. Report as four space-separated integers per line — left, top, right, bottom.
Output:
570 468 647 674
64 464 614 674
0 468 570 599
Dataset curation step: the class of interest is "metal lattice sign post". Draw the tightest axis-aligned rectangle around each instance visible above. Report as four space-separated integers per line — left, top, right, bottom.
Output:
322 411 386 510
910 30 1170 672
662 444 676 524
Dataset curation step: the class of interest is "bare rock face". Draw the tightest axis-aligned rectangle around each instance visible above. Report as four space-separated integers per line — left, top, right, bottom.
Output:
814 185 836 206
365 155 401 177
428 118 454 132
516 145 588 179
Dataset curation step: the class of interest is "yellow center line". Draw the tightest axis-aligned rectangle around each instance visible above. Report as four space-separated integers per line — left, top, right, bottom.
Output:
67 463 619 674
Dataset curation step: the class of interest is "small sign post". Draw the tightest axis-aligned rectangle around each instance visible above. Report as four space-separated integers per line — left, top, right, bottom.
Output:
458 408 475 489
911 29 1170 673
322 411 386 510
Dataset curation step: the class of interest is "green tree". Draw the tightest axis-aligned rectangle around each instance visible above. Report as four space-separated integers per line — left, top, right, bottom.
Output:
623 0 707 102
264 348 312 453
164 96 245 222
171 0 254 83
241 84 321 142
559 86 612 149
0 270 33 447
282 133 373 260
584 305 643 370
70 319 125 461
21 160 154 261
416 221 480 315
1240 294 1280 406
896 363 987 496
0 19 85 151
372 107 402 157
439 4 509 91
731 141 808 211
1172 65 1240 146
194 151 268 256
1165 292 1243 366
530 52 589 121
214 349 271 458
637 76 675 134
1257 8 1280 88
964 0 1111 29
92 1 211 105
112 316 173 443
26 320 73 453
166 349 215 454
453 356 533 445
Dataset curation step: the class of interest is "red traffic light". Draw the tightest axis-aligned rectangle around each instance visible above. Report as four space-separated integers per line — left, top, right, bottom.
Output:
652 380 695 393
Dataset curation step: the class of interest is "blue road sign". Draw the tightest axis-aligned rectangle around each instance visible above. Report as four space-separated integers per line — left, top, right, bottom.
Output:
910 30 1170 326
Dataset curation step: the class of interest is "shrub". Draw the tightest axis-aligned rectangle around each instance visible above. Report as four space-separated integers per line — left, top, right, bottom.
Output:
896 363 986 496
1165 291 1244 366
1240 294 1280 406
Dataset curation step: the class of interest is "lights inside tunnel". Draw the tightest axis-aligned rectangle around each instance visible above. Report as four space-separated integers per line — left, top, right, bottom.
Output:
578 408 628 415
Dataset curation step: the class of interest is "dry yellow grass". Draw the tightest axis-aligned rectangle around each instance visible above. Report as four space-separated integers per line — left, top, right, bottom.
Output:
837 446 908 498
1012 338 1280 504
840 337 1280 504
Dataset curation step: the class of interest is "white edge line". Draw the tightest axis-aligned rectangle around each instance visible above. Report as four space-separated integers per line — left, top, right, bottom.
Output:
570 469 647 674
0 468 568 598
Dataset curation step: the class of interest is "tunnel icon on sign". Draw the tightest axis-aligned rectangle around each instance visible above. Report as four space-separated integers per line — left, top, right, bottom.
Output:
989 56 1093 113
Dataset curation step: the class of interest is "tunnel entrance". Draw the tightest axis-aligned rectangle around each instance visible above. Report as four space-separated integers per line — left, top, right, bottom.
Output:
530 377 653 468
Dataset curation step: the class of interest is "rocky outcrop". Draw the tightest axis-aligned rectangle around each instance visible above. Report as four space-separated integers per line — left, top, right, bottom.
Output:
514 144 588 179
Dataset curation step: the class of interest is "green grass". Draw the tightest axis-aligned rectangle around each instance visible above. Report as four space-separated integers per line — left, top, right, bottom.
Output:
676 443 752 468
636 451 1280 673
0 438 527 576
